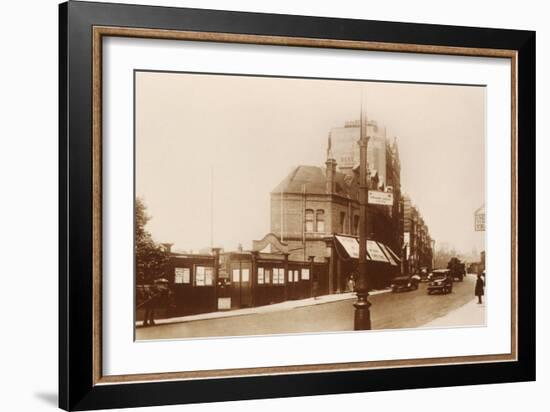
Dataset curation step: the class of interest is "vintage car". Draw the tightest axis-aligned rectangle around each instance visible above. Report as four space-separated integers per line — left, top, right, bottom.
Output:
390 274 421 293
419 266 429 281
447 257 466 281
427 269 453 294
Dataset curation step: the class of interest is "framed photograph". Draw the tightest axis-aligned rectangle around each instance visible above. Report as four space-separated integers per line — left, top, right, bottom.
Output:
59 1 535 410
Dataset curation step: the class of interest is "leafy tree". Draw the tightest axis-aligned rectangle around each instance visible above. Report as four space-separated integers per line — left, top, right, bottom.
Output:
135 197 170 283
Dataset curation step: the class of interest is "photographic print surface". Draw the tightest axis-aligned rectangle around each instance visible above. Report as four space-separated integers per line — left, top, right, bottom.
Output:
134 71 486 341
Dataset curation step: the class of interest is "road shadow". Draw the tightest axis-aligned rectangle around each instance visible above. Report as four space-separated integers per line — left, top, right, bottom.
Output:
34 392 58 407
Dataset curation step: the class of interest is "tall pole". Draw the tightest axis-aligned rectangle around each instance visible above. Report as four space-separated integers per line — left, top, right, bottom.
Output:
354 99 372 330
280 188 284 242
302 183 306 261
210 165 214 250
431 239 436 271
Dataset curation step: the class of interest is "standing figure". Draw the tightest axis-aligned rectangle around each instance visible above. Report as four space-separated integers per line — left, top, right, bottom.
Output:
347 275 355 292
312 273 320 300
475 272 485 304
143 278 170 326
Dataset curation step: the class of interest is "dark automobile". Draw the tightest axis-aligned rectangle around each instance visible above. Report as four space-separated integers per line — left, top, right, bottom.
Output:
427 269 453 294
390 274 421 293
447 257 466 281
419 266 429 282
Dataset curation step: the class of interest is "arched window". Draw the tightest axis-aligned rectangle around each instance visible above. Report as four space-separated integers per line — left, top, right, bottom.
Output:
305 209 314 232
316 210 325 233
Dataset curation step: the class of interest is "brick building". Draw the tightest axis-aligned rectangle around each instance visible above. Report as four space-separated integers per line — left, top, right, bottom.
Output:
330 119 388 185
269 119 405 291
403 195 433 274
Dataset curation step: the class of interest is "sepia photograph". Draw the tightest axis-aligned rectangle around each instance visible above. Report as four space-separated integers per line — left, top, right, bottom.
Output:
56 3 534 409
134 70 486 341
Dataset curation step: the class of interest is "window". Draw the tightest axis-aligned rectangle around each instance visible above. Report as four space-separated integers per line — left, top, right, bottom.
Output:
232 268 240 283
265 268 271 284
301 268 310 280
272 268 279 284
340 211 346 233
305 209 314 232
242 268 250 282
273 268 285 284
205 268 213 286
196 266 213 286
316 210 325 232
218 255 229 278
354 215 360 235
287 270 299 283
258 267 265 284
174 267 190 284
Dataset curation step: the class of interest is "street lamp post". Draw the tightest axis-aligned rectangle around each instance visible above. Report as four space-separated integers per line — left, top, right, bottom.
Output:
354 109 371 330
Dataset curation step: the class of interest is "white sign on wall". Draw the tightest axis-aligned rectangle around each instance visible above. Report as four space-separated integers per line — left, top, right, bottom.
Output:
368 190 394 206
217 297 231 310
475 205 486 231
404 232 410 258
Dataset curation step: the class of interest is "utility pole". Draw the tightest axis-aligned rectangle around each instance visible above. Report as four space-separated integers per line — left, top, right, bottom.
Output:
210 165 214 250
354 100 372 330
431 238 436 271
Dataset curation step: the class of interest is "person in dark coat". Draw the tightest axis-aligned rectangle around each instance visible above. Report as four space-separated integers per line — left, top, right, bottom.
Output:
475 272 485 304
142 279 170 326
312 273 320 300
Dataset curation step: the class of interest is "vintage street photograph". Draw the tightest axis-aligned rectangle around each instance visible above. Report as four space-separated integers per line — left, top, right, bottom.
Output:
134 71 486 341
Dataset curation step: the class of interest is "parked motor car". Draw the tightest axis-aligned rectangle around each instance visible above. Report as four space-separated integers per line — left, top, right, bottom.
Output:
390 274 421 293
427 269 453 294
419 266 429 282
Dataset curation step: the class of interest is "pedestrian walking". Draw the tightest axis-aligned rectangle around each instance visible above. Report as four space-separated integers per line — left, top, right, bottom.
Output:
347 275 355 292
475 272 485 304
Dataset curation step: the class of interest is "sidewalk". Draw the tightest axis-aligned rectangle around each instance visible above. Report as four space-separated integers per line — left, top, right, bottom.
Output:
421 298 486 328
136 289 391 327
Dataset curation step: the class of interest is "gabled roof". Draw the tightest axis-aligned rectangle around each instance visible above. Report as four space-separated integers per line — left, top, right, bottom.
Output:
271 165 358 199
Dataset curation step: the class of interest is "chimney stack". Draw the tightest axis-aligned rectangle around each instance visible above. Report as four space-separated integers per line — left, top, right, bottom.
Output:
325 158 337 194
160 243 173 254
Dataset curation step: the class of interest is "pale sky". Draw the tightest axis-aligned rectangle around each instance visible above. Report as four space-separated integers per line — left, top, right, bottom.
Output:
136 71 485 255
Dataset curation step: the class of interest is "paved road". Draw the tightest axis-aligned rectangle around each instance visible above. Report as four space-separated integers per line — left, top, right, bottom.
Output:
137 275 480 340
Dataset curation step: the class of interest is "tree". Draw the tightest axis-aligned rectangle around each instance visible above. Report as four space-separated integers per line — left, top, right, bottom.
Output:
433 243 459 269
135 197 170 284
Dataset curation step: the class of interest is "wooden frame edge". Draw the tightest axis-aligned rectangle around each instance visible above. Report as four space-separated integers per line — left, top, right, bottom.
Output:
92 27 103 385
94 26 517 58
96 353 516 385
91 25 519 386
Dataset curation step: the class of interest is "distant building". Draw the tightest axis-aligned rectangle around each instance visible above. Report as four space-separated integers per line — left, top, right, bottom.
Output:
403 195 433 273
468 250 485 274
270 119 405 291
330 120 388 186
331 120 404 250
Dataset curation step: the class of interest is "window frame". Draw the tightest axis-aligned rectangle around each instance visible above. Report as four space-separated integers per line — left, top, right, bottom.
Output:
174 267 191 284
305 209 314 233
